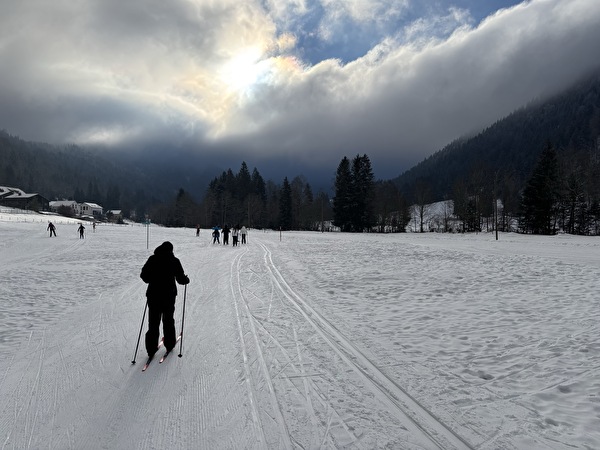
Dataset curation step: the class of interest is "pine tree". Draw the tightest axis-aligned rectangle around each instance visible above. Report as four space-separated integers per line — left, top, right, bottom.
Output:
333 155 375 232
279 177 293 230
236 162 252 201
351 154 375 231
172 188 197 228
563 171 587 234
251 168 267 203
333 157 353 232
520 142 560 234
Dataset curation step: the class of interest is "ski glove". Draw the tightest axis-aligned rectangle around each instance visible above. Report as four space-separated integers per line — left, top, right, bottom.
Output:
182 275 190 285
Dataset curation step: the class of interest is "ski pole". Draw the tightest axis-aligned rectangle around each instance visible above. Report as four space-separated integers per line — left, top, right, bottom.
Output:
131 300 148 364
178 284 187 358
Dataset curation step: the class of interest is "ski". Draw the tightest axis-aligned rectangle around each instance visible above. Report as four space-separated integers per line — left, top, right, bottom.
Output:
142 337 164 372
158 351 170 364
159 334 182 363
141 355 154 372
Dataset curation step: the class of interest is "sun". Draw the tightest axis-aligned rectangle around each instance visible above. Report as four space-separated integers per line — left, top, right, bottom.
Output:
220 47 265 92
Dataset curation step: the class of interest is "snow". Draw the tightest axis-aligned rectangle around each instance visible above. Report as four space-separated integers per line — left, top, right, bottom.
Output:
1 210 599 449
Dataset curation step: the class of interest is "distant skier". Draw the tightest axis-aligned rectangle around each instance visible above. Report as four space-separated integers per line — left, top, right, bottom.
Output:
232 226 239 246
222 225 231 245
196 224 200 237
77 223 85 239
212 228 220 244
240 226 247 244
47 222 57 237
140 241 189 358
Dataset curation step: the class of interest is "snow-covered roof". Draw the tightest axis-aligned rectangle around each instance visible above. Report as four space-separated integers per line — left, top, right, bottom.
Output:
0 186 27 197
4 193 39 199
49 200 77 207
81 202 103 209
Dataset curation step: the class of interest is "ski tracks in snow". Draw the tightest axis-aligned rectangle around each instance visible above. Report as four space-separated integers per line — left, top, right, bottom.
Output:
231 238 474 449
1 225 477 449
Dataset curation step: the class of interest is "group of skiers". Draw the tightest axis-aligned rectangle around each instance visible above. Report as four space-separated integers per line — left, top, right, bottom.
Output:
44 219 252 359
138 225 249 360
45 219 190 361
211 225 247 246
137 225 252 361
44 218 191 361
46 221 94 238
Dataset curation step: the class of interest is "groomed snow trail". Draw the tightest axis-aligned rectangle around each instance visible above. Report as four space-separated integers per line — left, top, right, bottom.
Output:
250 241 472 449
4 222 599 448
1 224 474 449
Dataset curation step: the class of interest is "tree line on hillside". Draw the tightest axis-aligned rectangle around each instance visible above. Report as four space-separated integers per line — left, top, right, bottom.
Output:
149 154 413 233
333 154 411 232
0 131 164 218
147 162 332 230
147 137 600 236
416 140 600 235
519 142 600 235
3 127 600 235
392 70 600 236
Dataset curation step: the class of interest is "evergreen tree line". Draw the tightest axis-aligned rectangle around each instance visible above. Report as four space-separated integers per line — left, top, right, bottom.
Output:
150 154 414 233
151 140 600 236
148 162 332 230
333 154 411 232
4 127 600 235
519 142 600 235
0 131 166 219
429 140 600 235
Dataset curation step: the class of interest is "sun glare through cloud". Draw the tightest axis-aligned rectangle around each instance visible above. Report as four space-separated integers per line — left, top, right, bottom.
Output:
219 47 266 94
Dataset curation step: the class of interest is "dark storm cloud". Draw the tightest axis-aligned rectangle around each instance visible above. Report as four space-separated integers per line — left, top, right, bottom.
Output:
1 0 599 180
225 0 600 178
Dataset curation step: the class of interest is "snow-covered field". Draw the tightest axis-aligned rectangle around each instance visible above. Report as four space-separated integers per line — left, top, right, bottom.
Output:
1 210 599 449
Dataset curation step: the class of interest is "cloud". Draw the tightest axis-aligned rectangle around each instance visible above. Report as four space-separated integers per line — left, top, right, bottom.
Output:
221 0 600 176
1 0 599 181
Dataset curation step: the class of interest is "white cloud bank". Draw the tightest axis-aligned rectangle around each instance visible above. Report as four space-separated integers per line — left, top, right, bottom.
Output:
0 0 599 179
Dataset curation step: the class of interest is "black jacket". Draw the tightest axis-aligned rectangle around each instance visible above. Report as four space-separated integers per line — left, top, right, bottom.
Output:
140 242 188 300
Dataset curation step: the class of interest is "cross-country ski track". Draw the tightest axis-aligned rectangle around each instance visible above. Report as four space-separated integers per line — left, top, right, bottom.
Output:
2 220 599 449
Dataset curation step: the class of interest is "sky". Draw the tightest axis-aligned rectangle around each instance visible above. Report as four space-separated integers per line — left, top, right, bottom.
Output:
1 0 600 181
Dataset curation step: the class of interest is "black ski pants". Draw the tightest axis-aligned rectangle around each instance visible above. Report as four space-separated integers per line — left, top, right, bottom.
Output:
145 299 176 355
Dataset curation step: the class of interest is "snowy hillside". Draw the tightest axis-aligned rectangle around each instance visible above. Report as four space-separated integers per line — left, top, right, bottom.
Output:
1 211 599 449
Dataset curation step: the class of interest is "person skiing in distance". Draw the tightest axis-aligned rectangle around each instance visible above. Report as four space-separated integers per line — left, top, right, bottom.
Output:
140 241 189 358
222 224 231 245
232 225 239 247
77 223 85 239
47 222 57 237
240 225 247 244
212 227 220 244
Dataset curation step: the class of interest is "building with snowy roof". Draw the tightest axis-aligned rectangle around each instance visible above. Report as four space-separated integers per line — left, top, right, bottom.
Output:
0 186 49 211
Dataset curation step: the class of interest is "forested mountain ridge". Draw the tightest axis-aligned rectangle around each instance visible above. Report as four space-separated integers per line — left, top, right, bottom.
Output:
0 132 216 217
393 70 600 203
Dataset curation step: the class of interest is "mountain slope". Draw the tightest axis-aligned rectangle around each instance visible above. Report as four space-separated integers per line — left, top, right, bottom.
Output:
0 131 218 212
393 70 600 202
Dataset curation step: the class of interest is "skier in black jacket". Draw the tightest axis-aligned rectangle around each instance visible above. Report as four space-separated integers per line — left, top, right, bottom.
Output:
140 241 189 358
